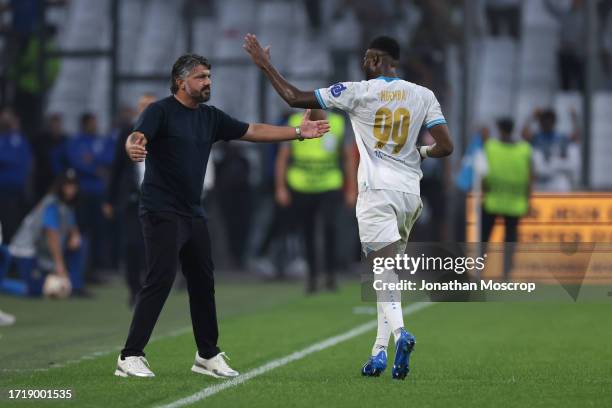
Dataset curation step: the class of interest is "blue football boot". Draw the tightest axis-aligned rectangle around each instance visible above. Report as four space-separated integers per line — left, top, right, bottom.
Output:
391 329 416 380
361 349 387 377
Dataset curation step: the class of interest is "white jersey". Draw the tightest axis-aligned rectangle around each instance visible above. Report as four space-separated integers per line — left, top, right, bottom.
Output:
315 77 446 196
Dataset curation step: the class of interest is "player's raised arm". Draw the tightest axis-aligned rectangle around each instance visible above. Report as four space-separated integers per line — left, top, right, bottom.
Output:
243 33 321 109
241 109 330 142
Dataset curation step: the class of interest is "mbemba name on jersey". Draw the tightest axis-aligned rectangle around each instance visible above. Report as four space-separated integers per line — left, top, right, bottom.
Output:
315 77 446 196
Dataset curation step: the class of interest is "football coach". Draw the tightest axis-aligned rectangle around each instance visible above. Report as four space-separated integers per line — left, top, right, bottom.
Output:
114 53 329 378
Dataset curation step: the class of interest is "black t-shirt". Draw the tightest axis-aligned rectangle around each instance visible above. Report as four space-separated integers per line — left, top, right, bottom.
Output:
134 96 249 217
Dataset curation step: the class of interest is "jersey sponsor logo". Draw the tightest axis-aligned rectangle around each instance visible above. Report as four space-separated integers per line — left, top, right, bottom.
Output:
330 83 347 98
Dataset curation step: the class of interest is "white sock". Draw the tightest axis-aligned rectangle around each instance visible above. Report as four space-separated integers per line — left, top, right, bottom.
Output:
372 302 391 356
377 269 405 343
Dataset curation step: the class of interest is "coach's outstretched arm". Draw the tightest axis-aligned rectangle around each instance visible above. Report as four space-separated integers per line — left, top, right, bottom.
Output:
241 109 330 142
243 33 321 109
124 113 329 162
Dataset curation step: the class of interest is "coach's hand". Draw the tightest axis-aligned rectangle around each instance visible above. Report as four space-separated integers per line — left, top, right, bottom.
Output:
299 109 330 139
243 33 271 68
126 132 148 162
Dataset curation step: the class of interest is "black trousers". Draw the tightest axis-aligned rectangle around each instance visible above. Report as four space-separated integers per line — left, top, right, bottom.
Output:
123 203 144 304
481 208 520 281
291 190 341 284
121 211 220 359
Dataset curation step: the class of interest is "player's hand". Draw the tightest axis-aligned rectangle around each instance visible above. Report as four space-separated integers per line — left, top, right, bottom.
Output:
243 33 271 68
275 186 291 207
299 109 330 139
126 132 147 162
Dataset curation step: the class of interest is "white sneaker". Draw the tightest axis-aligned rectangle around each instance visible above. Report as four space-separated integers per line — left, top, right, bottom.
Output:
191 351 239 378
114 356 155 377
0 310 16 326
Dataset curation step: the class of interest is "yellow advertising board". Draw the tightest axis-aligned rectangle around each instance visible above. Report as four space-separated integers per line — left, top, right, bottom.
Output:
466 193 612 282
467 193 612 243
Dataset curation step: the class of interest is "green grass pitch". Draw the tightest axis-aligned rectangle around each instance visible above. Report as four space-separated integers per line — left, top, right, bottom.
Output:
1 279 611 407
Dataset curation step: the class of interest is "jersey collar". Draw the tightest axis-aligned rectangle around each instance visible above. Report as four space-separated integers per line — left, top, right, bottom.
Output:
376 76 400 82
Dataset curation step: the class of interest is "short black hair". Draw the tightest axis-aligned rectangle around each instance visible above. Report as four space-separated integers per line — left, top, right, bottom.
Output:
52 168 79 204
171 53 211 94
539 109 556 123
496 117 514 135
368 36 400 60
79 112 96 127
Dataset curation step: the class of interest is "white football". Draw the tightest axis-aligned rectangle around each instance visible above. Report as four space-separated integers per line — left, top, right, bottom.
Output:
43 274 72 299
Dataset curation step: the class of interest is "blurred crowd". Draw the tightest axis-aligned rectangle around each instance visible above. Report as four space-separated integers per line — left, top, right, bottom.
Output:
0 0 608 300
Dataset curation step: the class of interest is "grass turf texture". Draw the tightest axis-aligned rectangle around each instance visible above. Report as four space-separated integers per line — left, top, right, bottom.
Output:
1 280 611 407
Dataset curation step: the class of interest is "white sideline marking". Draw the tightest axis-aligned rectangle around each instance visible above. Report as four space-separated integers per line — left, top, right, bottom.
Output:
157 302 434 408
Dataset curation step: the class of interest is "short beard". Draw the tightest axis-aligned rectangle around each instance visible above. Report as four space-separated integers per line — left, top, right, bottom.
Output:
193 92 210 103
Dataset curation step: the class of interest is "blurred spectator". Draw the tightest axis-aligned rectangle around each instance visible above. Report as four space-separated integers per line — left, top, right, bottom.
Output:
415 130 445 241
333 0 399 48
601 2 612 87
250 113 291 278
454 126 489 242
31 113 69 201
214 142 252 269
7 24 61 138
65 113 114 280
275 110 356 293
522 108 580 192
303 0 322 31
485 0 521 39
482 118 532 280
0 226 16 321
0 107 32 243
403 0 461 103
103 94 156 307
9 169 86 296
545 0 586 91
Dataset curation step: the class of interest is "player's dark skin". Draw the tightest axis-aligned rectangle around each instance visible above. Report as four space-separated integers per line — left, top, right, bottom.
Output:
244 33 454 271
243 33 453 158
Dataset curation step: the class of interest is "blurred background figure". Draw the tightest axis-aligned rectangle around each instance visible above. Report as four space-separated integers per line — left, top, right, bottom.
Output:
544 0 586 91
214 141 253 270
485 0 521 39
31 112 68 202
65 113 114 282
275 109 356 293
0 220 16 324
482 118 533 280
0 107 31 244
522 108 580 192
9 169 86 296
0 0 607 295
103 93 155 307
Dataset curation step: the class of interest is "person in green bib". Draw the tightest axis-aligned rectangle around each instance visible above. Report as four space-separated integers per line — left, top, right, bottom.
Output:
276 109 357 293
482 117 533 280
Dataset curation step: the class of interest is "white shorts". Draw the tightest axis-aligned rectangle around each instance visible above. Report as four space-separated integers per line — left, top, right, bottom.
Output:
356 189 422 257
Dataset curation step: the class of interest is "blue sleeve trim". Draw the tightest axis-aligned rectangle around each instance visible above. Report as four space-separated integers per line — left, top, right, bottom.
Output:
314 89 328 110
426 119 447 129
42 204 61 230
